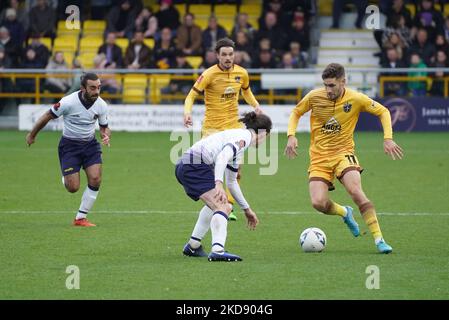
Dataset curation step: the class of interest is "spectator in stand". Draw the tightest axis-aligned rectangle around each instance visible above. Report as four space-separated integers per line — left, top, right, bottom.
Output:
0 0 29 32
200 49 217 69
233 50 251 68
90 0 113 20
66 58 83 95
255 37 277 62
429 49 449 96
176 13 202 56
0 45 14 103
17 47 43 102
409 28 436 66
444 16 449 41
93 53 121 102
407 53 428 96
105 0 139 40
382 31 408 65
29 0 55 38
124 31 152 69
161 50 193 102
202 15 227 53
385 0 413 28
331 0 368 29
252 49 276 69
45 51 71 93
234 31 254 57
375 0 413 49
435 33 449 53
155 0 180 33
381 47 408 96
382 14 413 48
287 9 310 52
98 32 124 68
278 51 299 69
2 8 25 47
0 26 20 66
289 41 308 68
256 11 287 52
259 0 290 31
412 0 444 42
24 33 50 68
231 13 256 43
153 27 177 69
135 6 158 38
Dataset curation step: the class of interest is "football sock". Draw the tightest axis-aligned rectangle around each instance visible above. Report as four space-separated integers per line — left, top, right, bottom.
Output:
76 185 99 220
225 172 240 205
210 211 228 252
189 206 214 248
359 202 383 241
325 200 347 217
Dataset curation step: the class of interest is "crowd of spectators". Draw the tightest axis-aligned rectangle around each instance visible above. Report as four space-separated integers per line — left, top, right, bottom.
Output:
375 0 449 96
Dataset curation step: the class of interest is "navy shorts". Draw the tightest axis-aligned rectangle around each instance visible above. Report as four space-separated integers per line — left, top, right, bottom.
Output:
58 137 102 176
175 153 215 201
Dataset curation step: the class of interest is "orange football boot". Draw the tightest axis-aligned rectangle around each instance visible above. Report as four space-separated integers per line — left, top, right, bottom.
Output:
73 218 96 227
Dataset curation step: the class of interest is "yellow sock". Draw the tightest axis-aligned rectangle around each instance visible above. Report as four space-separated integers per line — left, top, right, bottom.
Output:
359 202 383 240
226 172 241 204
325 200 347 217
226 186 235 205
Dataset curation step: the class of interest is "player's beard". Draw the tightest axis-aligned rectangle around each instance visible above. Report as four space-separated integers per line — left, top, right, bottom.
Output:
84 92 99 103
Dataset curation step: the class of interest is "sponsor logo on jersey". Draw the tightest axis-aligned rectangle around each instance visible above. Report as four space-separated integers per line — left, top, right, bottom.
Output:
53 102 60 111
321 117 341 134
220 87 237 101
343 102 352 113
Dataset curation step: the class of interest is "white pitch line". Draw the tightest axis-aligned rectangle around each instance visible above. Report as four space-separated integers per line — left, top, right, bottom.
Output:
0 210 449 216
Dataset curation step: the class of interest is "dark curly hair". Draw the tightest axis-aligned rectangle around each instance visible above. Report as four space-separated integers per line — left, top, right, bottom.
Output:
238 112 272 134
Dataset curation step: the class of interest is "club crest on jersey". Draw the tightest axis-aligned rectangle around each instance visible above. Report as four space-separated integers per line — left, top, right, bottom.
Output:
53 102 60 110
235 140 246 150
235 76 241 83
343 102 352 113
93 114 99 120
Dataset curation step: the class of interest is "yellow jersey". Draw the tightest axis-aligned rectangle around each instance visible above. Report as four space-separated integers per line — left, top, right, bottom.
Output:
287 87 393 158
184 64 258 131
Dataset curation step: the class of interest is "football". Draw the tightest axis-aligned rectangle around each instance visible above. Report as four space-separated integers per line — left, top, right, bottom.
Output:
299 227 327 253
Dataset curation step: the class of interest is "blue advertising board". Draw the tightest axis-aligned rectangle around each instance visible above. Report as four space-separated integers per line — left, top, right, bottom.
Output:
357 97 449 132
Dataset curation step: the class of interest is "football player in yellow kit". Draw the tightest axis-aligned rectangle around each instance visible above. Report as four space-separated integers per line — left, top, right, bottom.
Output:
184 38 262 221
284 63 403 253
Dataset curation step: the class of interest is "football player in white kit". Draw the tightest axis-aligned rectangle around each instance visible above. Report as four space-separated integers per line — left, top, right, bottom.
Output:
26 73 111 227
176 112 272 261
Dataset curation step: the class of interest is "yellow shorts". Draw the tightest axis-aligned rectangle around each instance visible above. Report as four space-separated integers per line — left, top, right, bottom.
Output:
308 153 363 190
201 123 243 138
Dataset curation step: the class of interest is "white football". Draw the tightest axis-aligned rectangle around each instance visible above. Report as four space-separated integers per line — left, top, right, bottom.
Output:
299 227 327 252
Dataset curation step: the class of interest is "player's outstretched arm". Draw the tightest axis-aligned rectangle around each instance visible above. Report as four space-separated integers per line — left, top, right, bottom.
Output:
26 110 55 146
384 139 403 160
284 135 298 159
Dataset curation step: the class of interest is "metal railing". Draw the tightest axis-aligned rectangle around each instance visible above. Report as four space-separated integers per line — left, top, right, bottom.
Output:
1 68 449 105
0 69 303 105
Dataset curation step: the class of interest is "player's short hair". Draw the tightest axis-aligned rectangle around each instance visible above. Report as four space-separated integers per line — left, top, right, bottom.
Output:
80 73 100 87
215 38 235 53
239 112 272 134
322 63 345 80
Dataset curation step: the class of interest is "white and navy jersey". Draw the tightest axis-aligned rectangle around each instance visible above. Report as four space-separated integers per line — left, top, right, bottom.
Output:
50 91 108 141
188 129 252 168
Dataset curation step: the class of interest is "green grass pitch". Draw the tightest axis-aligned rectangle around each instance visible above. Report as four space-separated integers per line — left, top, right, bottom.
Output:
0 130 448 299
